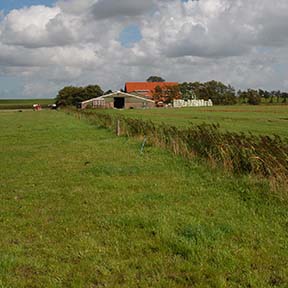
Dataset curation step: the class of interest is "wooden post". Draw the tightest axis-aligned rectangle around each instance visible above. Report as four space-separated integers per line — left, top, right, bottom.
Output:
116 119 121 136
140 136 147 154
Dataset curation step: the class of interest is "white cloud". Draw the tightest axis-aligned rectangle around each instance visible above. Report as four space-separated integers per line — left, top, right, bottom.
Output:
1 6 66 48
0 0 288 99
136 0 288 59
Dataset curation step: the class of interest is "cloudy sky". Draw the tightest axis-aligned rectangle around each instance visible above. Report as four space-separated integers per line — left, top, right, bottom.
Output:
0 0 288 99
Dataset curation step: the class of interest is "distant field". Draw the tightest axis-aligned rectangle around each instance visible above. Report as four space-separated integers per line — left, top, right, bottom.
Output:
98 105 288 137
0 110 287 287
0 99 54 110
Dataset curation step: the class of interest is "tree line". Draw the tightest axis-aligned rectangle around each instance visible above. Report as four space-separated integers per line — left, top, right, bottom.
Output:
55 77 288 106
237 89 288 105
156 81 288 105
179 82 288 105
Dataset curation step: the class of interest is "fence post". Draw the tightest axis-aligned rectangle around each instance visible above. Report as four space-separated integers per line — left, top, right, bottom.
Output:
140 136 147 154
116 119 121 136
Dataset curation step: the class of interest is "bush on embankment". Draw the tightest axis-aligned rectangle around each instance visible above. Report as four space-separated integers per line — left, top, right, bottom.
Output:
68 109 288 187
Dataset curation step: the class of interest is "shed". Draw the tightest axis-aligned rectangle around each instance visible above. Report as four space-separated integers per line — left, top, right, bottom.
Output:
81 91 155 109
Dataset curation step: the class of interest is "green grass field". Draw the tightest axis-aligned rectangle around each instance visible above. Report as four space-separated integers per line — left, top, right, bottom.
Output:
0 110 287 287
0 99 54 110
97 105 288 137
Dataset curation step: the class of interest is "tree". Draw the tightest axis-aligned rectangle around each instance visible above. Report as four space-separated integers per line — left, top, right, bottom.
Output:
104 89 113 95
55 85 103 107
275 90 281 103
258 89 271 103
152 84 180 103
83 85 103 98
238 90 248 103
247 89 261 105
164 85 181 103
180 82 208 100
55 86 83 107
281 92 288 103
202 81 237 105
153 85 163 102
270 91 278 103
179 82 196 100
146 76 165 82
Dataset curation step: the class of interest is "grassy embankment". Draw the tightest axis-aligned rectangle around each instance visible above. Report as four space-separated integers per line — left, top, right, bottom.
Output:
0 110 287 287
75 107 288 187
0 99 54 110
95 105 288 137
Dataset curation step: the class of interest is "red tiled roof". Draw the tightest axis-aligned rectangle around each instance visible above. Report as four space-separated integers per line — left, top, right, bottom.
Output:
125 82 178 98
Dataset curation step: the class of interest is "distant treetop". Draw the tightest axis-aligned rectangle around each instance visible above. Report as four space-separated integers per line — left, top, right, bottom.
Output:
146 76 165 82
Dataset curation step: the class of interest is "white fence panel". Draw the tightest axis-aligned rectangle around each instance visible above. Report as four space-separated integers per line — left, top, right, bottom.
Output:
173 99 213 108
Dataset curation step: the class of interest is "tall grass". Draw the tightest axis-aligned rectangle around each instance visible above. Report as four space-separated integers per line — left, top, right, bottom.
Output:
69 109 288 187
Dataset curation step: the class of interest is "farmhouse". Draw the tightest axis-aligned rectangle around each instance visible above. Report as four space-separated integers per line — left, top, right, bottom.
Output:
81 91 155 109
125 82 179 99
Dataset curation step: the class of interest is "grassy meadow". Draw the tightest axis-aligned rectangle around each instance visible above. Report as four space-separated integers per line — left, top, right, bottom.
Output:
0 99 54 110
0 110 287 287
96 105 288 137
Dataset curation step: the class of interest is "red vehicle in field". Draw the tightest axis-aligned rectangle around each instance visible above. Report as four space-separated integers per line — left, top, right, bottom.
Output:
33 104 42 111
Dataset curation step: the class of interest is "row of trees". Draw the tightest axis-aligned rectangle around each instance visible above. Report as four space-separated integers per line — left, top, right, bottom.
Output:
237 89 288 105
152 80 288 105
151 81 236 105
145 77 236 105
179 81 237 105
55 77 288 106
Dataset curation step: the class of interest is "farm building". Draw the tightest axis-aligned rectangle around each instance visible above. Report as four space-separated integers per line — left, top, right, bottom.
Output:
125 82 179 99
81 91 155 109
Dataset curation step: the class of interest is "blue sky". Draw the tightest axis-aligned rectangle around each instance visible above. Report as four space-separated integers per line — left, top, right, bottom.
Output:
119 25 142 48
0 0 55 12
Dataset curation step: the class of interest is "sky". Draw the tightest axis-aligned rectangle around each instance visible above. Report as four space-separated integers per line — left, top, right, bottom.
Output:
0 0 288 99
0 0 54 12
